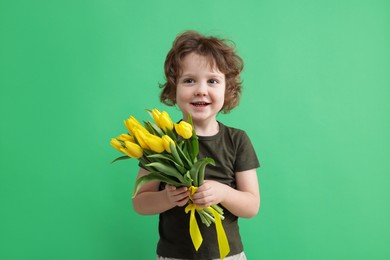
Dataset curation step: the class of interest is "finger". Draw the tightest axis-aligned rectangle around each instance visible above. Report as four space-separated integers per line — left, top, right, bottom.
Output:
172 188 189 197
168 189 189 203
195 199 213 208
172 193 190 206
166 185 176 191
176 197 189 207
191 189 208 200
173 190 189 199
192 195 207 205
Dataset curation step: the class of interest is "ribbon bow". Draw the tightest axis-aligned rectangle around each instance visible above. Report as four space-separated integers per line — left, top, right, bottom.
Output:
185 186 230 260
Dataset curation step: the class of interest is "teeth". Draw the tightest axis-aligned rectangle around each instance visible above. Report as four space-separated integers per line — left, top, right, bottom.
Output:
192 102 208 106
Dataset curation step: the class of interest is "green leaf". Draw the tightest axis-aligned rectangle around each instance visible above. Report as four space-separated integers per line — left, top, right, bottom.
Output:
165 127 177 142
189 157 215 186
111 155 130 163
183 144 192 162
149 121 165 137
145 162 185 182
185 113 199 162
197 157 215 186
170 143 184 167
143 121 165 137
138 157 154 172
184 138 193 161
147 153 186 174
147 153 174 162
186 113 194 126
176 144 193 169
183 170 193 186
177 140 184 149
143 121 155 135
145 108 153 118
142 149 154 156
132 172 183 197
190 134 199 161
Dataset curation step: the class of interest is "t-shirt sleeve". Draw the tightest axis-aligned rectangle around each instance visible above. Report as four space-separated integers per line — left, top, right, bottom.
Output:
234 131 260 172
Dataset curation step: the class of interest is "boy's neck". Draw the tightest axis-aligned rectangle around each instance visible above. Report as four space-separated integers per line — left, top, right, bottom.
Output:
193 120 219 137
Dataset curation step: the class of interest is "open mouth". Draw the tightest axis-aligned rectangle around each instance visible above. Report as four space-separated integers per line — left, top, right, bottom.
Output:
191 102 210 107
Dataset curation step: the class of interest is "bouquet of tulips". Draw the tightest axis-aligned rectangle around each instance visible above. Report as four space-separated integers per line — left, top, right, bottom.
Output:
110 109 224 224
110 109 230 257
110 109 230 256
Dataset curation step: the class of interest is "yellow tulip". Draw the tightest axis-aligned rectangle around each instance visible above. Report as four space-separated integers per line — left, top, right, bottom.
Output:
151 109 162 128
117 134 134 142
124 116 142 135
133 128 150 150
144 134 165 153
110 138 124 151
150 109 173 132
121 141 143 158
162 135 175 153
159 111 174 131
138 121 152 134
174 121 193 139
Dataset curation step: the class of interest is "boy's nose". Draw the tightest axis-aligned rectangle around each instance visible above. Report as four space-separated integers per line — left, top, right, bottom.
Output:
194 82 207 96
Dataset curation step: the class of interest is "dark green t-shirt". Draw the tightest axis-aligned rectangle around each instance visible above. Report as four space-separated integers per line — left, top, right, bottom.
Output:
157 122 260 259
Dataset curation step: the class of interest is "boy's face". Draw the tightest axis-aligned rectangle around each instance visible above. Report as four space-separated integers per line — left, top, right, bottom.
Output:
176 53 226 126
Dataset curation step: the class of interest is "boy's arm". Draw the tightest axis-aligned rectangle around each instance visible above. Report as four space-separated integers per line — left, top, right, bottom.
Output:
132 168 190 215
191 169 260 218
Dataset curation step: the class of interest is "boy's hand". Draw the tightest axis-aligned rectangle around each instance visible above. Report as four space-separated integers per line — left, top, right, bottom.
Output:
165 185 190 207
191 180 227 208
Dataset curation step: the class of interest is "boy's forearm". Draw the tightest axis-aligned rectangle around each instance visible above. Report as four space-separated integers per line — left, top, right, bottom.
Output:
132 190 174 215
221 188 260 218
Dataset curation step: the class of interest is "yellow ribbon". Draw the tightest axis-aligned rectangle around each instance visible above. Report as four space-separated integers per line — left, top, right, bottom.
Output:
185 186 230 260
185 203 203 251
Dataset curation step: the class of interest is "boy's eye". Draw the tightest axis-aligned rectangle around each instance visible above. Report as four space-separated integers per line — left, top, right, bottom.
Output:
208 79 218 84
184 79 195 84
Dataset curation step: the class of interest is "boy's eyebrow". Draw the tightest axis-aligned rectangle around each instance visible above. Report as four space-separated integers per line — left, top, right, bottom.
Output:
179 72 224 79
210 74 224 79
178 73 193 78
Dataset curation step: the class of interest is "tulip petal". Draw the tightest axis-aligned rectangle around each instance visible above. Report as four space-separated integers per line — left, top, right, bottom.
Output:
175 121 193 139
144 134 165 153
110 138 124 151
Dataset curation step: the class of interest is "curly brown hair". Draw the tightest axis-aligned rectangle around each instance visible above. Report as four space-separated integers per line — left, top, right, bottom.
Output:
160 30 244 113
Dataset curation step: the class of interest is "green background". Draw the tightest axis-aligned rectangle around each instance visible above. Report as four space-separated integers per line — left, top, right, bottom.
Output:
1 0 389 259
